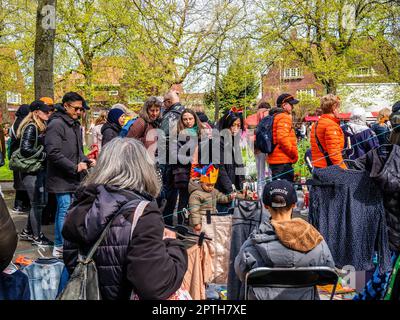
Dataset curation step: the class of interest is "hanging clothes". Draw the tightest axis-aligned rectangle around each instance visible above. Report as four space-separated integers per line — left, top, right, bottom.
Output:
201 214 232 284
227 199 269 300
0 268 30 300
349 144 400 252
182 241 214 300
22 258 64 300
353 252 398 300
309 165 391 272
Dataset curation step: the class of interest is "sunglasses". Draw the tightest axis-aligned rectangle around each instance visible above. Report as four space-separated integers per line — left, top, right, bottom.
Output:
67 104 84 112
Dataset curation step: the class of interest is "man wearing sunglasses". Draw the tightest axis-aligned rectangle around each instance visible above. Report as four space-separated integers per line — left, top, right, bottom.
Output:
267 93 299 182
45 92 94 258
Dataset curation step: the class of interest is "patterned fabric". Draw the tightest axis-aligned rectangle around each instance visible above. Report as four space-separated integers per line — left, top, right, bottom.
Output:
353 252 398 300
309 166 391 272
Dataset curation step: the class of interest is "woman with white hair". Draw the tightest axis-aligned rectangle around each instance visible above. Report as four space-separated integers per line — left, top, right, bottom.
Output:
342 107 379 160
62 138 188 300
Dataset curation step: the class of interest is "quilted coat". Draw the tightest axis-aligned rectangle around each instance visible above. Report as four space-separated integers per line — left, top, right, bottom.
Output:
62 184 188 300
268 111 298 165
310 114 346 169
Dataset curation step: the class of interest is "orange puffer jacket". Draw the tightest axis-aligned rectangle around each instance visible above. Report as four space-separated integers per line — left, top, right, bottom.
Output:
310 114 346 169
268 112 298 164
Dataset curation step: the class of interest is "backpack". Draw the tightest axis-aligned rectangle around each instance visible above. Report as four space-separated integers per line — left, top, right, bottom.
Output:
57 199 149 300
255 113 280 154
119 118 138 138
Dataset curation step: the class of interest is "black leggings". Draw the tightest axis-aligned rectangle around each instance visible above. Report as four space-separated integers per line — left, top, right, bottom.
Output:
22 170 48 237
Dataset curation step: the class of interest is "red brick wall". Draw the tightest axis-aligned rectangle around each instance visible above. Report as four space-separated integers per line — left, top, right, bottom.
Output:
262 65 324 105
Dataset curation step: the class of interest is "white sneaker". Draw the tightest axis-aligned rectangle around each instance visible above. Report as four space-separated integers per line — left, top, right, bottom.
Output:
52 246 63 259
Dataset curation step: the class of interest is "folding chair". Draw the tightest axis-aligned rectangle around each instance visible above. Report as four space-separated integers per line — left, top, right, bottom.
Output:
244 267 339 300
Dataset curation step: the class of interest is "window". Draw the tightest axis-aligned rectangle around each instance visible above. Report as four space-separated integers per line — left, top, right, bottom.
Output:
352 67 374 77
283 67 303 79
109 90 119 96
296 88 317 97
6 92 22 105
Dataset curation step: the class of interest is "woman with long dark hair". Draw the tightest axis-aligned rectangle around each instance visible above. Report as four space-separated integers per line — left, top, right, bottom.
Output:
215 108 245 210
172 109 206 224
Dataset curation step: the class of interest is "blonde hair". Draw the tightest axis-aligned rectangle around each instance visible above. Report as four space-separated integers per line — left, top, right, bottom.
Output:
95 111 107 125
377 107 391 124
320 94 340 114
17 112 47 138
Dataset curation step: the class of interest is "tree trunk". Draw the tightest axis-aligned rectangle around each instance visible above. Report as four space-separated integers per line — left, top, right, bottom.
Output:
214 56 220 123
34 0 56 100
323 79 337 95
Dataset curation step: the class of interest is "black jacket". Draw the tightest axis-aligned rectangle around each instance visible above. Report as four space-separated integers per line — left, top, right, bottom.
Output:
45 110 88 193
9 104 30 158
0 195 17 272
215 135 245 194
352 145 400 251
20 123 46 161
101 122 121 147
62 184 188 300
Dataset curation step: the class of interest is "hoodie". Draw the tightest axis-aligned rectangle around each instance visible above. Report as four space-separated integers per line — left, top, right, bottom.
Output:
188 179 231 226
234 218 335 300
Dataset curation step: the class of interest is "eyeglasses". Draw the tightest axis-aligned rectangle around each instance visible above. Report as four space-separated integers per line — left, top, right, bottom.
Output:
67 104 84 112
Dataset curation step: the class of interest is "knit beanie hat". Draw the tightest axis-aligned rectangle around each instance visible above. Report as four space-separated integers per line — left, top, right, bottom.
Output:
107 108 125 125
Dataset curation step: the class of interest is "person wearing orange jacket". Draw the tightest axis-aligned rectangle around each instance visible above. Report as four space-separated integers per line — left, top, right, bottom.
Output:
310 94 346 169
268 93 299 182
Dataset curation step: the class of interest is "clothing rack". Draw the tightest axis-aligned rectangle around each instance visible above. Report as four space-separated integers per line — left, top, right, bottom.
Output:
165 224 212 246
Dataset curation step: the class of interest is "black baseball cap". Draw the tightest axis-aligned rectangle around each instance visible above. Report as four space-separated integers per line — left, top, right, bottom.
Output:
277 93 299 107
262 180 298 208
83 100 90 110
29 100 51 113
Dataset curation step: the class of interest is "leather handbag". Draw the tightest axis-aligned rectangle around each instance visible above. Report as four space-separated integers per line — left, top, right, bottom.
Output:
9 125 44 173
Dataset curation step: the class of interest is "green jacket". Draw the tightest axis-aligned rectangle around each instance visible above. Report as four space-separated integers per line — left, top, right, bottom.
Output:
188 179 231 226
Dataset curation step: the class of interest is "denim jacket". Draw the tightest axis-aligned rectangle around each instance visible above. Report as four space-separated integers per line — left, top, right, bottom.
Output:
22 258 64 300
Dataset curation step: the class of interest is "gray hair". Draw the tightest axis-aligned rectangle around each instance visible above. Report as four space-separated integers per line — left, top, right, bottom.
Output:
83 138 161 197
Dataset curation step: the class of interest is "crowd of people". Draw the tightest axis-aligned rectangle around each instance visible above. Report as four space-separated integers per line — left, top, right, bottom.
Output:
1 88 400 300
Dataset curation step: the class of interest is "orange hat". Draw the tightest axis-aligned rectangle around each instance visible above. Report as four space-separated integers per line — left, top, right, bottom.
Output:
193 164 219 184
40 97 54 106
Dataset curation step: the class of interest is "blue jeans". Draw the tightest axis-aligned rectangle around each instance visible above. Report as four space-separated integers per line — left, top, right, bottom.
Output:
54 193 72 247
